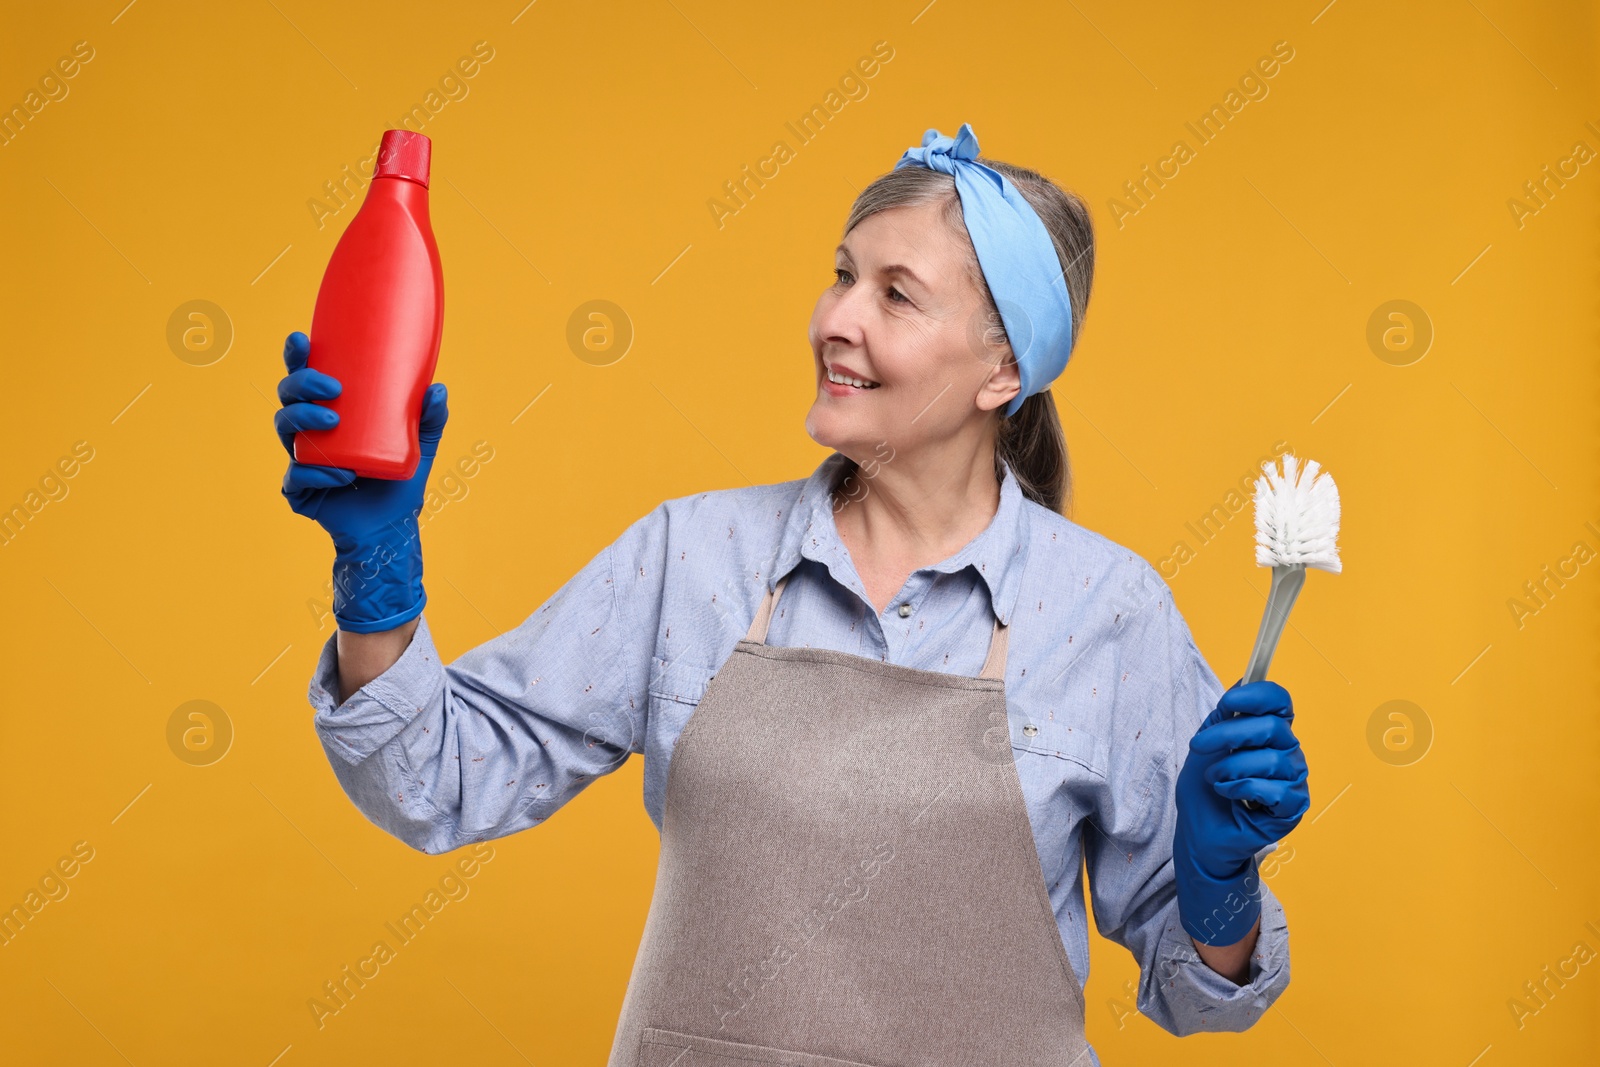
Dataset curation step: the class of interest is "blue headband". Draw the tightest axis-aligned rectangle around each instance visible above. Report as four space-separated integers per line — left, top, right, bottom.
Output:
894 123 1074 418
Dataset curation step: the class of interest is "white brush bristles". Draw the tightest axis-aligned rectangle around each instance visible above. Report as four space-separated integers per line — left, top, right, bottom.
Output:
1253 454 1342 573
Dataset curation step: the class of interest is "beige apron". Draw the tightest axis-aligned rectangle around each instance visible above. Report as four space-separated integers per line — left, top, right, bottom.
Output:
607 571 1090 1066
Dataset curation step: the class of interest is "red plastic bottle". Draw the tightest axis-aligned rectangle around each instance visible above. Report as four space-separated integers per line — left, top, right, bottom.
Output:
296 129 443 480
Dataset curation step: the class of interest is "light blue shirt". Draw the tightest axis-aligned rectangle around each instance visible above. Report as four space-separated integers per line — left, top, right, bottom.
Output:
306 451 1291 1047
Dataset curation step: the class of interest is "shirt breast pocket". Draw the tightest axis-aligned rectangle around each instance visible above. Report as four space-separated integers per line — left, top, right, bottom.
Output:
1009 714 1109 781
1006 713 1109 889
644 657 719 802
647 657 716 715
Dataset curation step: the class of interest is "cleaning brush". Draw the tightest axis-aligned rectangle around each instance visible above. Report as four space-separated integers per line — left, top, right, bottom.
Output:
1236 453 1341 809
1243 453 1342 684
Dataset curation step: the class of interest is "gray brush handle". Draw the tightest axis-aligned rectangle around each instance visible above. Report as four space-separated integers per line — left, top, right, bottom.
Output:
1244 563 1306 684
1234 563 1306 812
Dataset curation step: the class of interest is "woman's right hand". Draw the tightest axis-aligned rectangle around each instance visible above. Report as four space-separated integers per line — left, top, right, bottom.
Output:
277 330 358 519
275 330 449 634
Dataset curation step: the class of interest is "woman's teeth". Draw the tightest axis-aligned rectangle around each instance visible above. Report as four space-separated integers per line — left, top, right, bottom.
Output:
827 368 880 389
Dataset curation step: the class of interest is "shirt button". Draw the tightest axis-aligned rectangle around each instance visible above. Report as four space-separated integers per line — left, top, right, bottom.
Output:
897 602 913 618
1022 723 1039 737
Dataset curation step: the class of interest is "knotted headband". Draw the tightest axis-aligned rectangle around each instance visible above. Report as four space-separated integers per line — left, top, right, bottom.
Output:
894 123 1074 418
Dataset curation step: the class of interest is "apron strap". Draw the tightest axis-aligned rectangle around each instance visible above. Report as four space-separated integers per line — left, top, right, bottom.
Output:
743 573 792 643
744 571 1011 681
977 615 1009 681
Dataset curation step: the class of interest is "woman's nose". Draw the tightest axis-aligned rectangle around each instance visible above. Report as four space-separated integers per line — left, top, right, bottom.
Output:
815 287 866 346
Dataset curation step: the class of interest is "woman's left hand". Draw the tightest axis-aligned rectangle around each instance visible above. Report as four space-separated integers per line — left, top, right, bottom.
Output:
1171 680 1310 946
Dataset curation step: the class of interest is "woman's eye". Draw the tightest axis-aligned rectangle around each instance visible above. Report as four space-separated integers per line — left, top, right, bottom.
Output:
833 268 908 305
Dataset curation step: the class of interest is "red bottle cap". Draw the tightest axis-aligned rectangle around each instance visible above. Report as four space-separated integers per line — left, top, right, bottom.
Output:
373 129 431 187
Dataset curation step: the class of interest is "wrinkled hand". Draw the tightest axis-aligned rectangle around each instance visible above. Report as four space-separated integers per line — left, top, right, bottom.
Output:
275 330 449 633
1171 680 1309 945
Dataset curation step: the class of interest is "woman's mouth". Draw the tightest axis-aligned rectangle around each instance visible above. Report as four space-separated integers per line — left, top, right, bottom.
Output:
822 363 880 393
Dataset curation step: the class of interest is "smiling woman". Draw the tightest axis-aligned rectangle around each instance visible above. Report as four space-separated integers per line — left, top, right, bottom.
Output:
807 145 1095 522
284 122 1307 1067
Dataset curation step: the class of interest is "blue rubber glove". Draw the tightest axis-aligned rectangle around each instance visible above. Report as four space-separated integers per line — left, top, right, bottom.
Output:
1171 680 1310 946
275 330 449 634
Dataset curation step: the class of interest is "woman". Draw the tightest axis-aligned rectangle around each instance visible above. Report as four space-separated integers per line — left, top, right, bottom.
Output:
276 123 1310 1066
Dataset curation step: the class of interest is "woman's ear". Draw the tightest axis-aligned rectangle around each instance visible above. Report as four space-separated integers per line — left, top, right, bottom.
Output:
965 304 1021 414
976 344 1021 414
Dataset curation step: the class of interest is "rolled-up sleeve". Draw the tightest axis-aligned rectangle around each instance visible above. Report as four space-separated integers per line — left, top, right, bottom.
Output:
1083 564 1291 1036
306 503 668 855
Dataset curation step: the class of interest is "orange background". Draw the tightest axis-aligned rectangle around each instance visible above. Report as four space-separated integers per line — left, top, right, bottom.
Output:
1 1 1596 1064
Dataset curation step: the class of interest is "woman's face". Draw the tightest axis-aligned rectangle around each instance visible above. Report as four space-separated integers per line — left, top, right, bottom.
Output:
805 198 1019 465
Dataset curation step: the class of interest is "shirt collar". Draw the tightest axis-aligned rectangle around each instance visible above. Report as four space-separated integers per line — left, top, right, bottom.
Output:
770 451 1033 626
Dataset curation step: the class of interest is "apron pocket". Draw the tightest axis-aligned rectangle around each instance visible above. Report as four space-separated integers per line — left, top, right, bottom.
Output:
638 1027 885 1067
